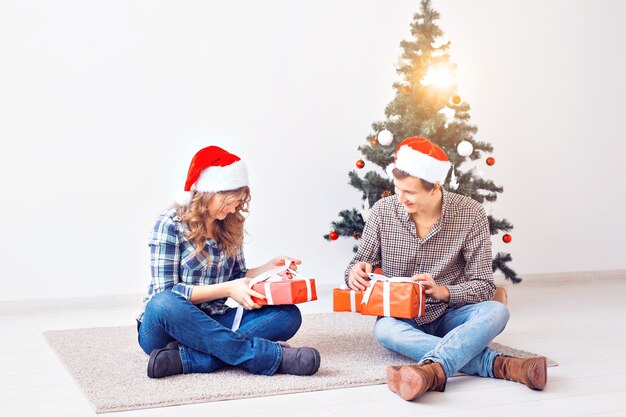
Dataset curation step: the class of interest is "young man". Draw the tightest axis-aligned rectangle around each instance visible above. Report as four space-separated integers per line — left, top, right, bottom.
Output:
346 137 546 401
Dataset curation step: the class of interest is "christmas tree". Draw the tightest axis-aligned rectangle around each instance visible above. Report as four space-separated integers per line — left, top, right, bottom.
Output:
325 0 520 283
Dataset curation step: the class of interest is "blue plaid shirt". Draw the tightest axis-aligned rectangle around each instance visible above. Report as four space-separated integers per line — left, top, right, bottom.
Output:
138 208 248 321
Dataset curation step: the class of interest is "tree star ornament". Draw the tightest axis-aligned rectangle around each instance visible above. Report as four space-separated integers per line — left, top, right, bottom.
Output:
456 140 473 157
377 129 393 146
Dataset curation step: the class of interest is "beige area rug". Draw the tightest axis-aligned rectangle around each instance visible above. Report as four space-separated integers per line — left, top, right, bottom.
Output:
44 313 557 414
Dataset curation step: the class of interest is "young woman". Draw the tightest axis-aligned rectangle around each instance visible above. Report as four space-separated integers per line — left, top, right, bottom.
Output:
137 146 320 378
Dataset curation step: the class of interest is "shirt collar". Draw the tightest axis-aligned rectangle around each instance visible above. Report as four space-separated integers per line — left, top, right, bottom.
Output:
440 188 450 222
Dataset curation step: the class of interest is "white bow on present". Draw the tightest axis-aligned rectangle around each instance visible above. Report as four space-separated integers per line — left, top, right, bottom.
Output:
231 265 313 331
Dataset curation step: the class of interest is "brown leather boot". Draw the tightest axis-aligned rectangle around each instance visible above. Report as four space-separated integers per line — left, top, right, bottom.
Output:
386 365 402 394
396 361 447 401
493 356 547 390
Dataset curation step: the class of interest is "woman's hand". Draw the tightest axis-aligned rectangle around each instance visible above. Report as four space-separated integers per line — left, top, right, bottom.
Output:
268 256 301 271
411 273 450 302
227 278 265 310
245 256 302 279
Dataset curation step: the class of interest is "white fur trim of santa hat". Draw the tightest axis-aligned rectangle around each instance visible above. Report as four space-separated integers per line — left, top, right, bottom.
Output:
195 159 248 193
174 146 249 205
394 137 451 184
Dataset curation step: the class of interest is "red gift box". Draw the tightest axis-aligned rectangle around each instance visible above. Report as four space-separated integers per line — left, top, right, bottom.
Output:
251 278 317 305
231 266 317 332
333 288 363 312
360 275 425 319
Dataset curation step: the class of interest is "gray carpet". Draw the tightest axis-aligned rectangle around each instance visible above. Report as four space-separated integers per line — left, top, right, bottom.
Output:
44 313 557 414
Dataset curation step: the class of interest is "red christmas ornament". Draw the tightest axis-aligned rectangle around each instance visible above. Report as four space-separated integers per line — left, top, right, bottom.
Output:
370 138 378 147
329 231 339 241
400 86 410 93
486 157 496 166
451 95 461 105
356 159 365 169
502 234 512 243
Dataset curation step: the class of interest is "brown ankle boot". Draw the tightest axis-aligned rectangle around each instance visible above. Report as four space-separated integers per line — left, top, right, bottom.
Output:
396 361 447 401
493 356 547 390
386 365 402 394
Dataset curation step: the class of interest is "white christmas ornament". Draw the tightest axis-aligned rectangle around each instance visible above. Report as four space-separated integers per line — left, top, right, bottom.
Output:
439 106 455 122
456 140 473 157
377 129 393 146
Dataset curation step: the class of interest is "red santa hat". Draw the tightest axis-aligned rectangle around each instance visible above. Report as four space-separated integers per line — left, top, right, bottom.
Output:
393 137 451 184
174 146 249 206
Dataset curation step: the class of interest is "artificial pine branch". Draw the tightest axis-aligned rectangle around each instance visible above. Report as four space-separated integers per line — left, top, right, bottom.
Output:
493 252 521 283
488 216 514 234
324 0 520 283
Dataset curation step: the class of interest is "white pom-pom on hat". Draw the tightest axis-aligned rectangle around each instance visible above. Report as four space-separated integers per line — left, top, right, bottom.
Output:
174 190 193 206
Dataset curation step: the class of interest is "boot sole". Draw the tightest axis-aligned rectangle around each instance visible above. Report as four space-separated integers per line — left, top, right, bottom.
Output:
399 366 427 401
526 357 547 390
147 348 163 378
147 341 180 379
309 348 321 375
386 366 402 394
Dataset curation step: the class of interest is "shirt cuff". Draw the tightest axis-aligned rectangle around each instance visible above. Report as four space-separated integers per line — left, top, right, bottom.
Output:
446 285 464 307
172 283 193 300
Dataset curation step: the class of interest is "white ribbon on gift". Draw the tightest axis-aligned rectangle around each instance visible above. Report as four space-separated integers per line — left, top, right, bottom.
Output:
361 273 423 317
339 282 359 312
231 264 312 331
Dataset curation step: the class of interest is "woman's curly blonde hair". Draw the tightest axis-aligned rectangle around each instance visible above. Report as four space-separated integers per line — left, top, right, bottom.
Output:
176 186 251 258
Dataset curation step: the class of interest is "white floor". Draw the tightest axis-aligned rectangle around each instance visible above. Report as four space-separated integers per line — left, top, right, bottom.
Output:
2 275 626 417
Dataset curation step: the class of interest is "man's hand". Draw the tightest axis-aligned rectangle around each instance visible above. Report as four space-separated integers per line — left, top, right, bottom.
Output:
411 273 449 302
348 262 372 291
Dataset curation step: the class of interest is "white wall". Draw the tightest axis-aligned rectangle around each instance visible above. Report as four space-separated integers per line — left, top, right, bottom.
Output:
1 0 625 301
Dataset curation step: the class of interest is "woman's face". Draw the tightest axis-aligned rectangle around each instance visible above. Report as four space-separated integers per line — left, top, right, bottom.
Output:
208 191 244 220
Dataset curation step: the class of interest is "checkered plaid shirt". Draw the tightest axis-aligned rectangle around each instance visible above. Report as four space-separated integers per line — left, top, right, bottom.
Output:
137 208 247 321
345 190 495 325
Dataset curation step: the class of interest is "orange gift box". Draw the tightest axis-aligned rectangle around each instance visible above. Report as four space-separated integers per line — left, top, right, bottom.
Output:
360 280 425 319
251 278 317 305
333 288 363 312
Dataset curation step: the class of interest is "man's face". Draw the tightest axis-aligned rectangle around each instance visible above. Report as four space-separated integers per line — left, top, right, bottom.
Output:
394 176 434 214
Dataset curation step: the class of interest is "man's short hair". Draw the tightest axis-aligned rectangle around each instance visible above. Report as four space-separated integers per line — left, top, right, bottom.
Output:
392 168 436 191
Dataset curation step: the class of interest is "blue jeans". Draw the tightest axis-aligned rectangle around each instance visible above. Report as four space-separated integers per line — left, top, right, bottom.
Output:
374 301 509 378
137 290 302 375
